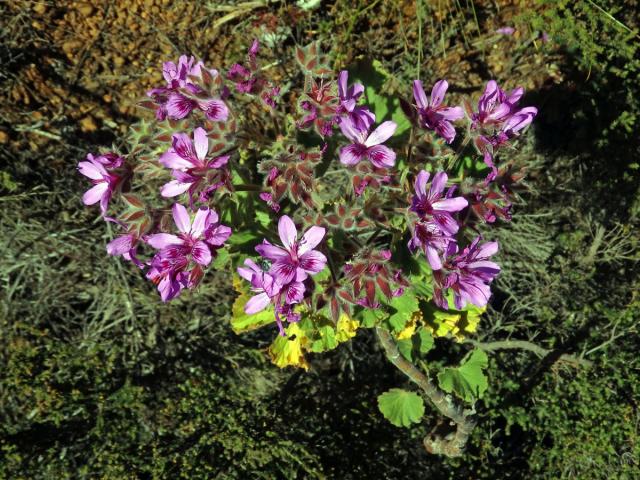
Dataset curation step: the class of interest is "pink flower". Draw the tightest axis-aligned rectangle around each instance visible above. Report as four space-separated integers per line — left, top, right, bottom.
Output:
107 233 144 268
412 79 464 143
472 80 525 128
338 119 397 168
159 127 230 202
147 55 228 121
255 215 327 285
78 152 124 215
237 258 306 335
410 170 468 235
145 204 231 301
336 70 375 132
433 238 500 310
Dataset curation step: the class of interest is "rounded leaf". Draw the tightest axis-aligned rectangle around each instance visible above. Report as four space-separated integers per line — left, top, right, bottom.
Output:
377 388 425 428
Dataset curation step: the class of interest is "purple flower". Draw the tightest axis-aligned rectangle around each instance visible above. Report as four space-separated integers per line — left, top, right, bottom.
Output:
496 27 515 35
408 220 452 270
159 127 230 201
339 119 397 168
147 55 228 121
475 105 538 181
255 215 327 285
336 70 375 132
412 79 464 143
107 233 144 268
78 153 124 215
410 170 468 235
472 80 524 128
145 204 231 301
433 237 500 310
237 258 305 335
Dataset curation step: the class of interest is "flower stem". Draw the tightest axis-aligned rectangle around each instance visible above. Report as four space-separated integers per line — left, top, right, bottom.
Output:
376 327 476 457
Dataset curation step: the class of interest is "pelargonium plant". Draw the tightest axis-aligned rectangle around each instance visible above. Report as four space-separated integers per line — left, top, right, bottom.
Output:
78 40 541 457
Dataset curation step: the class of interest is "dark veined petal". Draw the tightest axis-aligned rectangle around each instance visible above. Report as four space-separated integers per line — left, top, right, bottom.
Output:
166 93 197 119
191 240 212 266
339 143 365 166
299 250 327 274
367 145 396 168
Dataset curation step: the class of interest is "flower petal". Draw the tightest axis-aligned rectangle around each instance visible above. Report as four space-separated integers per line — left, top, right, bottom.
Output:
78 161 105 180
338 116 366 142
432 197 468 213
298 226 326 256
367 145 396 168
285 281 305 304
172 203 191 233
190 207 211 238
299 250 327 274
364 121 397 147
106 234 134 256
413 80 428 109
429 171 448 199
172 133 198 162
191 240 212 266
206 225 232 247
430 79 449 108
82 182 108 205
426 245 443 270
193 127 209 162
278 215 298 250
339 143 364 166
199 99 229 122
166 93 197 119
414 170 430 197
159 150 194 170
146 233 183 249
245 292 271 314
255 240 288 261
161 180 192 197
439 106 464 121
338 70 348 99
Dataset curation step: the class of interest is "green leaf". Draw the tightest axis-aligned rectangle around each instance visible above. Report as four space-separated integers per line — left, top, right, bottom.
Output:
211 248 230 269
358 308 386 328
387 290 420 333
397 339 413 361
437 349 489 402
231 275 275 334
351 59 411 136
310 325 338 353
377 388 425 428
417 328 434 354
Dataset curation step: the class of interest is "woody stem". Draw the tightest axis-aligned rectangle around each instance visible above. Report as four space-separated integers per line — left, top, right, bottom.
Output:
375 327 477 457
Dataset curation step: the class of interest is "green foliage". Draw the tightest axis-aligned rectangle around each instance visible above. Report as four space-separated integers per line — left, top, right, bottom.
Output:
437 350 489 403
377 388 425 428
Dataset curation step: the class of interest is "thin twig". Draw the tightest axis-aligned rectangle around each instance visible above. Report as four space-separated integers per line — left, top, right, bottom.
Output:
465 339 593 368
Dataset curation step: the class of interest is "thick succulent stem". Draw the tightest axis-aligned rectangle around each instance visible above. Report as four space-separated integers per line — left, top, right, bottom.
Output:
376 327 476 457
